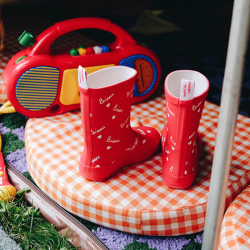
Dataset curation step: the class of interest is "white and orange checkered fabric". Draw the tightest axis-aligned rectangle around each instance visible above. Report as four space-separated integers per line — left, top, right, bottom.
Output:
25 94 250 236
219 185 250 249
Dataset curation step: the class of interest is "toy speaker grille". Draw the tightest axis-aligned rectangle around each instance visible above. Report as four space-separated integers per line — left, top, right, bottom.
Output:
15 66 60 111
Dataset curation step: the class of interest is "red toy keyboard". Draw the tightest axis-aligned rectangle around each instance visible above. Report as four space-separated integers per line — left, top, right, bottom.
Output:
3 17 161 118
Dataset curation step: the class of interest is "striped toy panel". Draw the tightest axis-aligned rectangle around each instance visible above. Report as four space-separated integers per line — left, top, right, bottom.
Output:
16 66 60 111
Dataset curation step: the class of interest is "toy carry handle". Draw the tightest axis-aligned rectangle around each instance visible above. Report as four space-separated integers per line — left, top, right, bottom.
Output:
30 17 137 56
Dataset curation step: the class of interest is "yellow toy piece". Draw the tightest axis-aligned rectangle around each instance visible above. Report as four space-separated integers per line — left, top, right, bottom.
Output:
60 64 115 105
78 48 87 55
0 101 16 114
0 185 17 201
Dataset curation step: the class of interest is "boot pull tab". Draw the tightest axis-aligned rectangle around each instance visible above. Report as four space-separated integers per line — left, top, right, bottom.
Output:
78 65 88 89
180 79 195 101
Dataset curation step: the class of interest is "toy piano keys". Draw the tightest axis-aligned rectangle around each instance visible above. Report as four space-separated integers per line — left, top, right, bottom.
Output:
3 17 161 118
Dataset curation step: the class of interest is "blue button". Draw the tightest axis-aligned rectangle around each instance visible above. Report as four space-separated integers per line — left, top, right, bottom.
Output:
101 45 110 52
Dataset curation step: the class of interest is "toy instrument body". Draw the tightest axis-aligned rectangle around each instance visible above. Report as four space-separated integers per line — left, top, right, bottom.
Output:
4 17 161 118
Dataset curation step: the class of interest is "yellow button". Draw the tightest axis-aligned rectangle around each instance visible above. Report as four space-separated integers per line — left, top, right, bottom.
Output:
0 171 4 177
78 48 87 55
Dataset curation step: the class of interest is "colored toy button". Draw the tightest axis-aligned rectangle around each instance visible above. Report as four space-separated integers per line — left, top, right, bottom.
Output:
93 46 102 54
86 47 94 54
70 49 79 56
101 45 110 53
18 30 35 47
0 171 3 177
15 56 27 65
141 43 149 47
78 48 87 55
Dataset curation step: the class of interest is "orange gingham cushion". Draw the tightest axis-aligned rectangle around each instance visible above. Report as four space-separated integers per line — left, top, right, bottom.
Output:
219 185 250 249
25 95 250 236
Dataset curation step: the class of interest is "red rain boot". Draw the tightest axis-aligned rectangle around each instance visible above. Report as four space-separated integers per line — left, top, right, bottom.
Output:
161 70 209 189
78 66 161 181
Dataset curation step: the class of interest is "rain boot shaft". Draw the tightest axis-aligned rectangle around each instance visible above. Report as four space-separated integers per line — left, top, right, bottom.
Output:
79 66 161 181
162 70 209 189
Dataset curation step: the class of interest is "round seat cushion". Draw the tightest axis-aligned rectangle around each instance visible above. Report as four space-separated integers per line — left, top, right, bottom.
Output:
25 95 250 236
219 185 250 249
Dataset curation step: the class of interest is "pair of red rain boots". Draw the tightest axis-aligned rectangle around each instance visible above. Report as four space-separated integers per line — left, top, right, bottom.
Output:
78 66 209 189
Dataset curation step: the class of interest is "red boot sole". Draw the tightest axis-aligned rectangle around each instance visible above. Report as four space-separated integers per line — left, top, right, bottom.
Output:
163 167 199 189
80 142 160 181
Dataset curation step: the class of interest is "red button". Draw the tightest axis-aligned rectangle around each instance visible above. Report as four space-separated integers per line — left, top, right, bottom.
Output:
86 47 94 54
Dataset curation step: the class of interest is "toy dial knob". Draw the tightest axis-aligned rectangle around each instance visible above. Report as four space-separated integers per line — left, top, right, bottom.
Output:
134 58 154 94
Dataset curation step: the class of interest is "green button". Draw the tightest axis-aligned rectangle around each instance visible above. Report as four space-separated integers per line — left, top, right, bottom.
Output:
70 49 79 56
15 56 27 65
141 43 148 47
